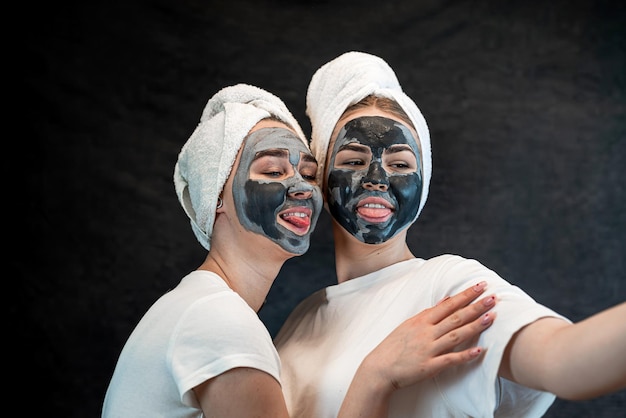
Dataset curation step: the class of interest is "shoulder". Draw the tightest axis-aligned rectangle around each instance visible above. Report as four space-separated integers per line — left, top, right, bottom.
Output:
170 290 277 371
179 290 263 336
163 271 273 351
412 254 511 303
420 254 502 280
424 253 482 269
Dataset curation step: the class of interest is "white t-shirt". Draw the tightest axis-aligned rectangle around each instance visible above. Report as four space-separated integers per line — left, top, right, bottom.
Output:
102 270 281 418
275 254 568 418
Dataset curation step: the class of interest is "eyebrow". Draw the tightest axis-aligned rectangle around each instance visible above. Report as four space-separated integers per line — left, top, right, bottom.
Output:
338 143 414 156
301 153 317 164
253 149 317 165
253 149 289 161
338 143 370 152
385 144 416 156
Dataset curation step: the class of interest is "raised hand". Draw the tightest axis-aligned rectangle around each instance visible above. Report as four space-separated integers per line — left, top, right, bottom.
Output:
338 281 496 418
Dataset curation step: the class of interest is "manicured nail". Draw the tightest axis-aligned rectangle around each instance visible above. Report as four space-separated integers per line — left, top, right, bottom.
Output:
473 281 487 292
481 313 492 325
482 295 496 307
470 347 482 356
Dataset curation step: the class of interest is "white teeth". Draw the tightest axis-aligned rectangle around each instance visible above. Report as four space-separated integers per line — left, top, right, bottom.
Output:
281 212 307 218
362 203 386 209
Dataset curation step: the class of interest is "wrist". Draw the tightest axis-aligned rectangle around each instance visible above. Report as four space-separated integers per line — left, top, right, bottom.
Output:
356 353 396 396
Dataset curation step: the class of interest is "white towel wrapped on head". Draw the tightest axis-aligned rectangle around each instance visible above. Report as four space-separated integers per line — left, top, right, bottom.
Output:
174 83 307 250
306 51 432 220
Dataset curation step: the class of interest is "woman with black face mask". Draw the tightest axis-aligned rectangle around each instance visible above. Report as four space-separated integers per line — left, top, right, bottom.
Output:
275 51 626 418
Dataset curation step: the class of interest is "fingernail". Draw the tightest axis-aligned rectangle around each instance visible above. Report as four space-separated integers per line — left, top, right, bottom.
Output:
470 347 482 356
482 295 496 307
481 313 492 325
473 281 487 292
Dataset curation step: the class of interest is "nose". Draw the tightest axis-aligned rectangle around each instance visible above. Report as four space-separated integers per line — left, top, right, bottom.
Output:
288 189 313 199
287 182 314 200
362 181 388 192
361 161 389 192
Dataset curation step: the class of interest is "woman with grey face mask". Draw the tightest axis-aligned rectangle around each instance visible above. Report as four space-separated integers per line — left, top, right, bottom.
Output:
102 83 496 417
275 51 626 418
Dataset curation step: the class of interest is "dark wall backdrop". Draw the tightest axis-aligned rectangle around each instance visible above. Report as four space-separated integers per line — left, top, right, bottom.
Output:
24 0 625 416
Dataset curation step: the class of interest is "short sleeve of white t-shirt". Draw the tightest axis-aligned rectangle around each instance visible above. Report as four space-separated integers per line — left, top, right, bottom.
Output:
424 255 570 416
168 273 281 408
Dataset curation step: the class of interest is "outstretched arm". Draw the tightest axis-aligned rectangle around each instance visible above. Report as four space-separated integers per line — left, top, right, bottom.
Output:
338 281 497 418
500 302 626 400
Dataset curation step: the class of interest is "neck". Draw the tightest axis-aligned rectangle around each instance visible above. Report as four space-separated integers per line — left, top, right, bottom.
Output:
198 242 288 312
332 220 415 283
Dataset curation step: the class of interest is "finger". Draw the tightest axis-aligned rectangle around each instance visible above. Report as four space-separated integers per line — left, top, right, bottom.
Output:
427 346 487 377
434 294 496 338
429 281 488 323
434 311 497 354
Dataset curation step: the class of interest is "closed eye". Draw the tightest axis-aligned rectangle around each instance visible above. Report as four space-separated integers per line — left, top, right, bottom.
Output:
262 169 285 177
299 153 319 183
250 152 293 180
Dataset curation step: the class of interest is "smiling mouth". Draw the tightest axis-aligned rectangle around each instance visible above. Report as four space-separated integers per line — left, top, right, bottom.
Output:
356 198 393 223
278 207 312 235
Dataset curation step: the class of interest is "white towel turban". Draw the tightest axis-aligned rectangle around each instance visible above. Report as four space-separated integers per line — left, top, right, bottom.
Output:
306 51 432 221
174 83 307 250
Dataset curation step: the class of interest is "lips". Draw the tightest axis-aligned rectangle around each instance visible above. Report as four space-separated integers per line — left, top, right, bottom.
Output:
278 206 312 235
356 197 393 223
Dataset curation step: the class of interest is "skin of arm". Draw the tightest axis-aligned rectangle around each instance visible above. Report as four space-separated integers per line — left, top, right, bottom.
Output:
500 302 626 400
194 368 291 418
338 282 498 417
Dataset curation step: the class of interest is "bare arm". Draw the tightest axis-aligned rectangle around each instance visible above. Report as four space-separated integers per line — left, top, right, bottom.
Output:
194 367 290 418
338 281 497 417
500 302 626 400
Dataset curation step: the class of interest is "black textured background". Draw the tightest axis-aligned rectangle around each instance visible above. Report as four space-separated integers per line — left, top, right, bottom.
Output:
24 0 625 416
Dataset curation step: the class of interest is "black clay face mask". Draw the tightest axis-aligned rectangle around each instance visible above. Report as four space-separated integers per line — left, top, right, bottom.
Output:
326 116 423 244
232 127 323 255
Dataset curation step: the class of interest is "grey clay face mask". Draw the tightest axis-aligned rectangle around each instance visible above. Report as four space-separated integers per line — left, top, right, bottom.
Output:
326 116 423 244
232 127 323 255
